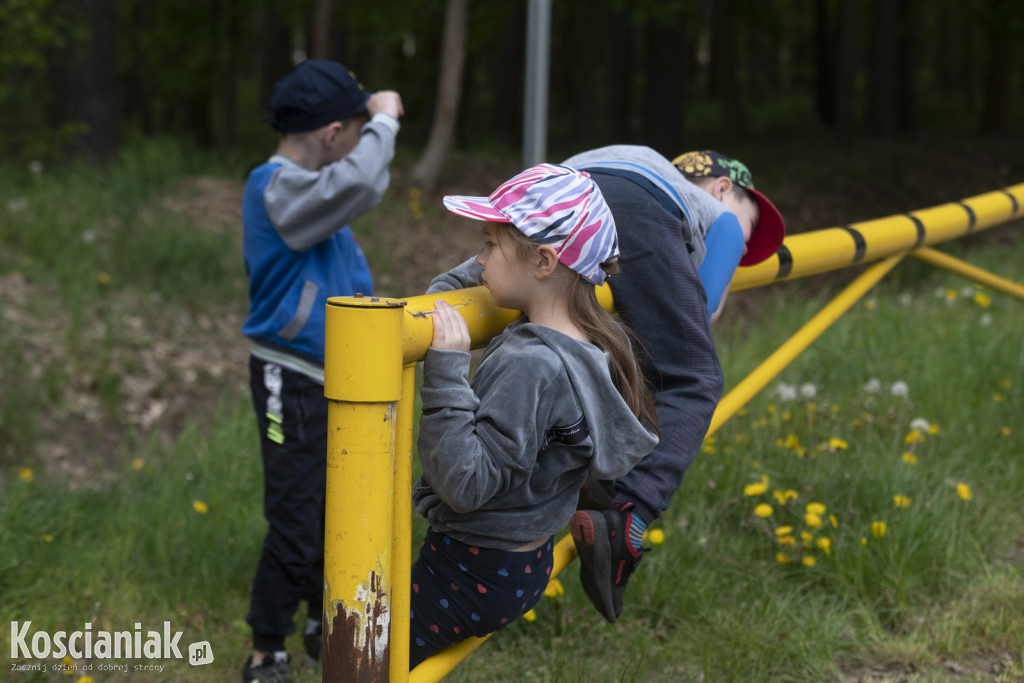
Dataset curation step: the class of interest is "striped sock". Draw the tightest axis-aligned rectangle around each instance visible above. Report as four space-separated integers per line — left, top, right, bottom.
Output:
625 512 647 553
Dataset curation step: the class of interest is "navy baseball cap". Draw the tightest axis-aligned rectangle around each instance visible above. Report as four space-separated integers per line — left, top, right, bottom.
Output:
266 60 371 133
672 150 786 266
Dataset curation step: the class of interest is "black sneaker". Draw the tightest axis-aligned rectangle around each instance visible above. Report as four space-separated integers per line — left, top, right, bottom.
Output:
241 652 292 683
303 621 322 663
569 504 645 623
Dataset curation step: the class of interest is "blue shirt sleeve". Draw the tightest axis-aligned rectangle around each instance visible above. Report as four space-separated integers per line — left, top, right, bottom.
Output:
698 212 745 315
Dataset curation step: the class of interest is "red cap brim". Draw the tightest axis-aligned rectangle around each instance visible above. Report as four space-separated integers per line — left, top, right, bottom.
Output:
740 187 786 266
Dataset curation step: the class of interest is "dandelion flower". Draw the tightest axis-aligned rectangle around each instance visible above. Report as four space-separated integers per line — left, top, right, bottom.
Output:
1002 426 1012 436
19 467 34 483
778 535 796 547
522 609 537 622
973 291 991 308
905 430 925 445
864 298 877 311
543 579 565 598
816 537 831 555
98 272 111 286
800 531 813 543
646 528 666 545
871 521 887 538
42 534 53 542
806 502 826 516
805 513 823 528
890 381 909 398
893 495 910 508
829 438 848 450
927 424 940 435
76 677 94 683
829 514 838 528
863 378 881 393
192 500 209 514
944 288 957 302
775 526 794 537
861 537 868 546
754 504 774 518
131 457 145 470
956 482 972 501
802 556 816 567
776 553 791 564
993 393 1005 402
902 452 918 464
743 479 769 496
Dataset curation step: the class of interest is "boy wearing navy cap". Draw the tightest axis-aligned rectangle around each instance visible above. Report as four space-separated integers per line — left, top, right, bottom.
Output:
240 59 403 683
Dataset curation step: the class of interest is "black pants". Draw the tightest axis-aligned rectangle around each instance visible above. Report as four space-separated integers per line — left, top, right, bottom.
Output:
246 355 327 653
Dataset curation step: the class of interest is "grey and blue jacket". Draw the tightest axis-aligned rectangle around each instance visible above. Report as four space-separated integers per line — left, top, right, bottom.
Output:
241 113 398 379
414 319 659 549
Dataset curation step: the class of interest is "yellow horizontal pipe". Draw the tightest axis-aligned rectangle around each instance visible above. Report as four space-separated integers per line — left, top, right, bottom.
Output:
399 284 614 364
732 183 1024 292
911 247 1024 303
708 255 904 437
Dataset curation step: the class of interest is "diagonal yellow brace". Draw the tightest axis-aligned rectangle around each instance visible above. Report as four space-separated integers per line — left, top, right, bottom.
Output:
707 254 905 437
911 247 1024 303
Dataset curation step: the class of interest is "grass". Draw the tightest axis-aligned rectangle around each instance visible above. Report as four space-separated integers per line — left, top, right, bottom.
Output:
1 139 1023 682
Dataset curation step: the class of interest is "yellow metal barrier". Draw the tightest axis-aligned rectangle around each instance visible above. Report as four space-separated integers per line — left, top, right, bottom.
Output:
323 182 1023 682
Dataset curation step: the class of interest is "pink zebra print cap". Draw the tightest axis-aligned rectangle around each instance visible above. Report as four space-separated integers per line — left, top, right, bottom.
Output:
443 163 619 285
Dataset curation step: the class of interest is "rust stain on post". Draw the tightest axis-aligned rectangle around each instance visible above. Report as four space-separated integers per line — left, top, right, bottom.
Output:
323 570 391 682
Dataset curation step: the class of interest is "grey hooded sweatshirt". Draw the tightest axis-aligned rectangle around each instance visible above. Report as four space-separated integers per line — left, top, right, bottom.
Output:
414 318 659 550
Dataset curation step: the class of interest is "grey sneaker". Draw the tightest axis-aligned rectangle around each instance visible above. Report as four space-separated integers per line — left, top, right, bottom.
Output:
303 621 322 663
242 652 292 683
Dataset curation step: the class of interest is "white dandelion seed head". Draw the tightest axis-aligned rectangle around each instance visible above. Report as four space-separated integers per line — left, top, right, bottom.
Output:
898 293 913 306
775 382 798 401
6 197 28 213
910 417 931 432
960 286 975 298
863 378 881 394
890 381 909 398
799 383 818 399
28 160 44 175
981 313 993 327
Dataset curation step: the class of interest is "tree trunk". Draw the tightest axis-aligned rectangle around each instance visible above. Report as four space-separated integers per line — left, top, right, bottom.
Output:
832 0 860 134
866 0 899 136
641 15 685 155
47 0 119 161
310 0 334 60
708 0 746 136
410 0 469 194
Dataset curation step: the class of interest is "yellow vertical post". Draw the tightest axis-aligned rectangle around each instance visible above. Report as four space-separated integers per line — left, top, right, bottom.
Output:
322 295 406 682
390 363 418 676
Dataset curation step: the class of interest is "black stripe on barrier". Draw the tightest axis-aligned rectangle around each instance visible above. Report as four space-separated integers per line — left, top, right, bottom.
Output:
1002 190 1020 217
958 202 977 231
907 213 926 248
775 245 793 280
841 226 867 262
